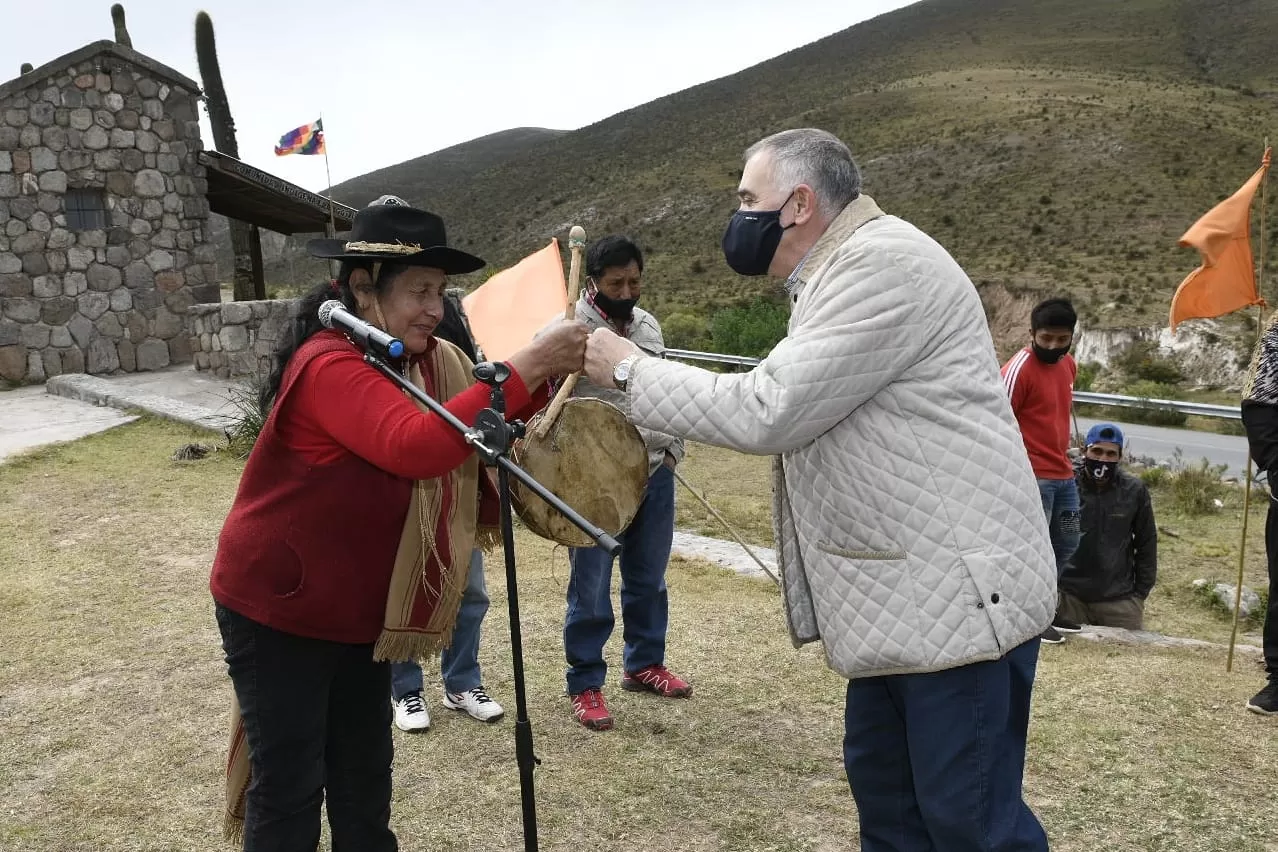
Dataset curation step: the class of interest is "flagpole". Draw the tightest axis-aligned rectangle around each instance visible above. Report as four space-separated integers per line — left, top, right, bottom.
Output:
1259 137 1270 307
320 112 336 236
1229 314 1260 673
319 112 338 280
1227 138 1270 672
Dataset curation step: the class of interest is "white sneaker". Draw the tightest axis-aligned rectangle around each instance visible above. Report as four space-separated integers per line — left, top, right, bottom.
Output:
393 690 430 732
442 686 505 722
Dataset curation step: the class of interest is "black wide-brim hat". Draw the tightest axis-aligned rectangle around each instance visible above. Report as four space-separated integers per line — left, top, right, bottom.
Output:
306 204 486 274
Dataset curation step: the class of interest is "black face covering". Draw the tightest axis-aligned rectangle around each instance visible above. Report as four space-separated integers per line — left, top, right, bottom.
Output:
1083 457 1117 484
1032 342 1071 364
721 192 795 276
589 283 637 323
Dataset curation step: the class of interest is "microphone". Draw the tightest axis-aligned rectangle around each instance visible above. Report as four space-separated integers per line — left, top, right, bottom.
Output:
318 299 405 359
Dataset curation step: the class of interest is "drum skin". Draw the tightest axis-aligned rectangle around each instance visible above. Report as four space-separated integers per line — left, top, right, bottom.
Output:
511 397 649 548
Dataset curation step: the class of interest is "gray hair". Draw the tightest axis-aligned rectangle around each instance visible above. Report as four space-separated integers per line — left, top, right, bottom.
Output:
744 128 861 218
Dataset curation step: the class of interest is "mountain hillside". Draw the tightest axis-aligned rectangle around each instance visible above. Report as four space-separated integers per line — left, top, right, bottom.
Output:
238 0 1278 343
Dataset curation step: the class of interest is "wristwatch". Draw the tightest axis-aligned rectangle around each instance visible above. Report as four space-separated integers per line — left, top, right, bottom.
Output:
613 354 641 391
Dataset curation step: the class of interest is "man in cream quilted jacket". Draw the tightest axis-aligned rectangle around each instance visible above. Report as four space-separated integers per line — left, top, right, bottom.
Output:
584 128 1058 851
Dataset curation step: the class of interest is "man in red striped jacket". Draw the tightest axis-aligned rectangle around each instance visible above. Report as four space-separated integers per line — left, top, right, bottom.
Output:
1000 298 1082 645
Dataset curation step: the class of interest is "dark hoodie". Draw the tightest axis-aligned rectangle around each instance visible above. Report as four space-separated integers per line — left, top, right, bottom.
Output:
1060 460 1158 602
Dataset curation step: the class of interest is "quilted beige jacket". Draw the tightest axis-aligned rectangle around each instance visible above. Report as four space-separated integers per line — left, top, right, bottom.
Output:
624 195 1056 679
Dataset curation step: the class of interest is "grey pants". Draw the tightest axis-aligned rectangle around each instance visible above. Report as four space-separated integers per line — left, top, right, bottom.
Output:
1058 591 1144 630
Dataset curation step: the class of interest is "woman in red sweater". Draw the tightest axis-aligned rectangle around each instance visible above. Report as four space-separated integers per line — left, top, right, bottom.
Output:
210 203 584 851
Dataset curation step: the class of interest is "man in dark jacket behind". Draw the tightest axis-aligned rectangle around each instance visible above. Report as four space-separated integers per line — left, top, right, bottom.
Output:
1058 423 1157 630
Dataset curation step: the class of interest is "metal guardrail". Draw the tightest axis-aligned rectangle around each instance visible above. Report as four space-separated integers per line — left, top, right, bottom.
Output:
663 348 763 368
1072 391 1241 421
664 349 1244 421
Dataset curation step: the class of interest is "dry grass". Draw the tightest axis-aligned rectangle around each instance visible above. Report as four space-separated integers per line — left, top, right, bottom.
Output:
674 442 775 546
1 420 1276 852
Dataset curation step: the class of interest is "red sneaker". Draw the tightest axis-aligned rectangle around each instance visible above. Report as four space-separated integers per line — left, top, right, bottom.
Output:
570 688 614 730
621 664 693 698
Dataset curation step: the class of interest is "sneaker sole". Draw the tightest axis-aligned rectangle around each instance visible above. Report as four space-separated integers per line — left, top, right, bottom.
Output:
394 720 430 733
1245 701 1278 716
621 679 693 697
441 695 505 723
1039 636 1066 645
579 716 614 731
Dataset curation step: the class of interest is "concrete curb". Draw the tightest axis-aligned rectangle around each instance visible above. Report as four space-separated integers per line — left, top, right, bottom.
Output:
1070 624 1264 657
45 374 234 434
670 529 777 582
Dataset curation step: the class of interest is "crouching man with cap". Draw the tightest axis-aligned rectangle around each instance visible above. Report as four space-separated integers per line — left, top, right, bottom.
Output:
1058 423 1158 631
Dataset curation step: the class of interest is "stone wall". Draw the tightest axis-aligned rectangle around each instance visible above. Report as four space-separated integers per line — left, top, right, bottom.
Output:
189 299 297 380
0 46 217 382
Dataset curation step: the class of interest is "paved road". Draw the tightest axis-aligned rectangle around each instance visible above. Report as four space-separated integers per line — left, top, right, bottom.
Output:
1075 415 1251 479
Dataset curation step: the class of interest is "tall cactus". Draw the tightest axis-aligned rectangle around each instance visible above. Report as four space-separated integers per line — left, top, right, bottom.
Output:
111 4 133 48
195 11 262 300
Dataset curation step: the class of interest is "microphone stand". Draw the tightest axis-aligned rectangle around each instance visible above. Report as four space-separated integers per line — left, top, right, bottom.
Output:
362 345 620 852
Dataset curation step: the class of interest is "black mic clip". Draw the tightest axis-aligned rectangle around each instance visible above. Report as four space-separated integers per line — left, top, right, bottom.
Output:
468 361 524 466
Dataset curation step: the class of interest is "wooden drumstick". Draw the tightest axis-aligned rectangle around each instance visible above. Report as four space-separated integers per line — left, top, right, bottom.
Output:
534 225 587 439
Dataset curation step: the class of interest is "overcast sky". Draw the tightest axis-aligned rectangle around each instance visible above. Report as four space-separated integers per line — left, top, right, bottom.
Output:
6 0 915 192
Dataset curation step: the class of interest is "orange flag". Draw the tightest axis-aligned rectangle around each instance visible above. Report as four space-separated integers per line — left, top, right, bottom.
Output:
463 239 568 362
1169 147 1271 332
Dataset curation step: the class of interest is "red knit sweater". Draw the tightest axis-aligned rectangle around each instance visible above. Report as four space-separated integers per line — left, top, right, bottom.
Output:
210 330 547 643
1000 346 1076 480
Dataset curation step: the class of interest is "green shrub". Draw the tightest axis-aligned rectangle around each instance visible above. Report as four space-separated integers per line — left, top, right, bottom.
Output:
1075 361 1102 392
662 311 711 351
1121 380 1189 427
1115 339 1183 384
224 381 266 460
1137 466 1168 488
710 297 789 359
1169 454 1227 515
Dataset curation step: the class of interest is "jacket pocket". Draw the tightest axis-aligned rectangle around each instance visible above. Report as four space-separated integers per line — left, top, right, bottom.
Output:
806 542 922 672
817 541 907 561
270 540 306 599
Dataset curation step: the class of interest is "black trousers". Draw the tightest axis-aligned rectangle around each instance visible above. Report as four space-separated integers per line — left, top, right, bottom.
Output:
215 604 398 852
1264 495 1278 679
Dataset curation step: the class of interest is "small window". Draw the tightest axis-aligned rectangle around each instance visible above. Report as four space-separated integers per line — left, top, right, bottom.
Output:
66 189 107 231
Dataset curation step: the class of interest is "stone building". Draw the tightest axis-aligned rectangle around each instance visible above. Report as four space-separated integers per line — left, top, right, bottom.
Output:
0 40 218 382
0 39 354 384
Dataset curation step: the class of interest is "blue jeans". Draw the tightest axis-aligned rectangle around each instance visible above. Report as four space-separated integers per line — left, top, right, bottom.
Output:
390 548 489 700
564 464 675 695
843 639 1048 852
1037 477 1080 579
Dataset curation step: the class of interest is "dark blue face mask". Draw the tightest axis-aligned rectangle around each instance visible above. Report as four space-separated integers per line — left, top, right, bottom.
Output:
721 192 795 276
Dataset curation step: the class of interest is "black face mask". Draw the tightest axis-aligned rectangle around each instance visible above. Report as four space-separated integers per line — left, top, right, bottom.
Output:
1032 342 1071 364
721 192 795 276
589 283 637 323
1083 457 1117 484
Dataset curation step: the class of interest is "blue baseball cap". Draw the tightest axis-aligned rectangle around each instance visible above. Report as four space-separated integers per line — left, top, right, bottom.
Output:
1085 423 1125 450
